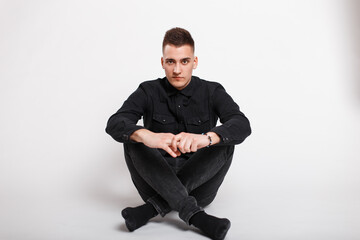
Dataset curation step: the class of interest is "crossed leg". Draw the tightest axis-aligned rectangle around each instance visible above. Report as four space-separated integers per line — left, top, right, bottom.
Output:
122 143 234 239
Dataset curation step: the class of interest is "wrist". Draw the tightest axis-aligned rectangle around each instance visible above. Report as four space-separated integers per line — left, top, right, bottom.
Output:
202 133 212 147
130 129 151 143
205 132 220 146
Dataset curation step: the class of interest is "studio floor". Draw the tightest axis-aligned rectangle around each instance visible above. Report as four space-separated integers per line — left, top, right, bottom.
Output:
1 181 359 240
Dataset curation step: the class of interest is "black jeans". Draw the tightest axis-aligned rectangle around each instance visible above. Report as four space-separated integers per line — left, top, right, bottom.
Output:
123 143 234 224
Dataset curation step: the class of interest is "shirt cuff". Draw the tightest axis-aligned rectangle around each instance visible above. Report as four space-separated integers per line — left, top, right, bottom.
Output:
121 125 145 143
209 126 232 145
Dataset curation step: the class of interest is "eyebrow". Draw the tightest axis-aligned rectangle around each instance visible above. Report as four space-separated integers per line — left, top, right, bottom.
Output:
165 57 191 61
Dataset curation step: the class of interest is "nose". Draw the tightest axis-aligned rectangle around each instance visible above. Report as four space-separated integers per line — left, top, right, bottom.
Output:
173 63 181 74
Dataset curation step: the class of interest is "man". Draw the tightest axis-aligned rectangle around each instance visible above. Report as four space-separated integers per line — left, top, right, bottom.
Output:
106 27 251 240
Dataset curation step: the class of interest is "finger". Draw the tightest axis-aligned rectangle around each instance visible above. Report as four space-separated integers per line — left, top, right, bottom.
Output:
184 138 192 153
178 136 189 153
163 145 177 158
174 148 181 156
190 141 198 152
171 136 179 151
177 138 185 153
170 145 181 156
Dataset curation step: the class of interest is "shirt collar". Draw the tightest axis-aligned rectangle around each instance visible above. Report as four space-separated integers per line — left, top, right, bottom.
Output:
164 76 198 97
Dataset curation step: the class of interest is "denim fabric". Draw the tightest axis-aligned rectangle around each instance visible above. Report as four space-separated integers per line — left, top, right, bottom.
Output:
123 143 234 224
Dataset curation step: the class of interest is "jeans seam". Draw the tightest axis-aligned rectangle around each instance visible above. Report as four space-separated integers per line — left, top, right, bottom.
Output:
147 198 166 217
147 196 171 217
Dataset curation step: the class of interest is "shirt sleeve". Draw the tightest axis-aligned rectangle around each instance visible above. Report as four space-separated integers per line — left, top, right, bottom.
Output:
105 85 147 143
210 84 251 145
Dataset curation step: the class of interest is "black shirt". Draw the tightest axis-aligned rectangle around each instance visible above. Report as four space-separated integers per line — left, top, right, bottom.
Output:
106 76 251 146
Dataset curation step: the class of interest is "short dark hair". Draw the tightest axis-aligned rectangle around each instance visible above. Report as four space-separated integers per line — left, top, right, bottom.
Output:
162 27 195 53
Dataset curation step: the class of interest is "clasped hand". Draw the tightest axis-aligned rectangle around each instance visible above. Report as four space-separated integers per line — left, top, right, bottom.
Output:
141 131 210 158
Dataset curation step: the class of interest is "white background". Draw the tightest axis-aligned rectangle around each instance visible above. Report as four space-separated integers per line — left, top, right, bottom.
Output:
0 0 359 239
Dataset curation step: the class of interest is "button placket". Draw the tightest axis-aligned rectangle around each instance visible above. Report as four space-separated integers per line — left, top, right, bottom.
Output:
175 94 186 132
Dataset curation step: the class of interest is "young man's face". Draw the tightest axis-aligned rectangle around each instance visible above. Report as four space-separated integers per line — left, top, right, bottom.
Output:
161 44 198 90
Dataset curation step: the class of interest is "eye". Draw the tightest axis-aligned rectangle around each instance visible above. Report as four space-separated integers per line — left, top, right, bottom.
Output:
166 60 174 64
181 59 189 64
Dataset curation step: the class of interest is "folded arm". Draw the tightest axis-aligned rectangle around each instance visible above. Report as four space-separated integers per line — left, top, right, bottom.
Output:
209 84 252 145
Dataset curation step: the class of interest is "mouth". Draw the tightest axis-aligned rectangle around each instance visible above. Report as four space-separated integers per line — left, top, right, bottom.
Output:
173 76 183 80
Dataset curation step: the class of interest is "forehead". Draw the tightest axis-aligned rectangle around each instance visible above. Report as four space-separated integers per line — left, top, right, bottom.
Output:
163 44 194 59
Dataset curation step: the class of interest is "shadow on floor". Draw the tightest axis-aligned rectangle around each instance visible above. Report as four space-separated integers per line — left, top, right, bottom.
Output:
115 212 203 236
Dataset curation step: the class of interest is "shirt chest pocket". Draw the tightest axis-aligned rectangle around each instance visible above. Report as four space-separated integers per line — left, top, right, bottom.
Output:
150 114 177 133
186 115 210 134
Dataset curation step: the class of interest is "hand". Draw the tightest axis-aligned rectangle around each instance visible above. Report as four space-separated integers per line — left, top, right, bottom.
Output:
130 129 181 158
171 132 210 154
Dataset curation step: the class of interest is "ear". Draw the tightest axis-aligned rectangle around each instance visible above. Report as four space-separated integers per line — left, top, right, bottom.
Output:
193 56 198 69
161 57 164 69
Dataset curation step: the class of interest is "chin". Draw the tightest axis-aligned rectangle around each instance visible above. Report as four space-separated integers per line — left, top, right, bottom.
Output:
168 77 189 90
169 81 183 87
173 84 184 90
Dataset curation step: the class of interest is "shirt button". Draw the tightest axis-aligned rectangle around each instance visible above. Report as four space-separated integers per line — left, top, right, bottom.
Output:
178 105 181 108
198 120 201 123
